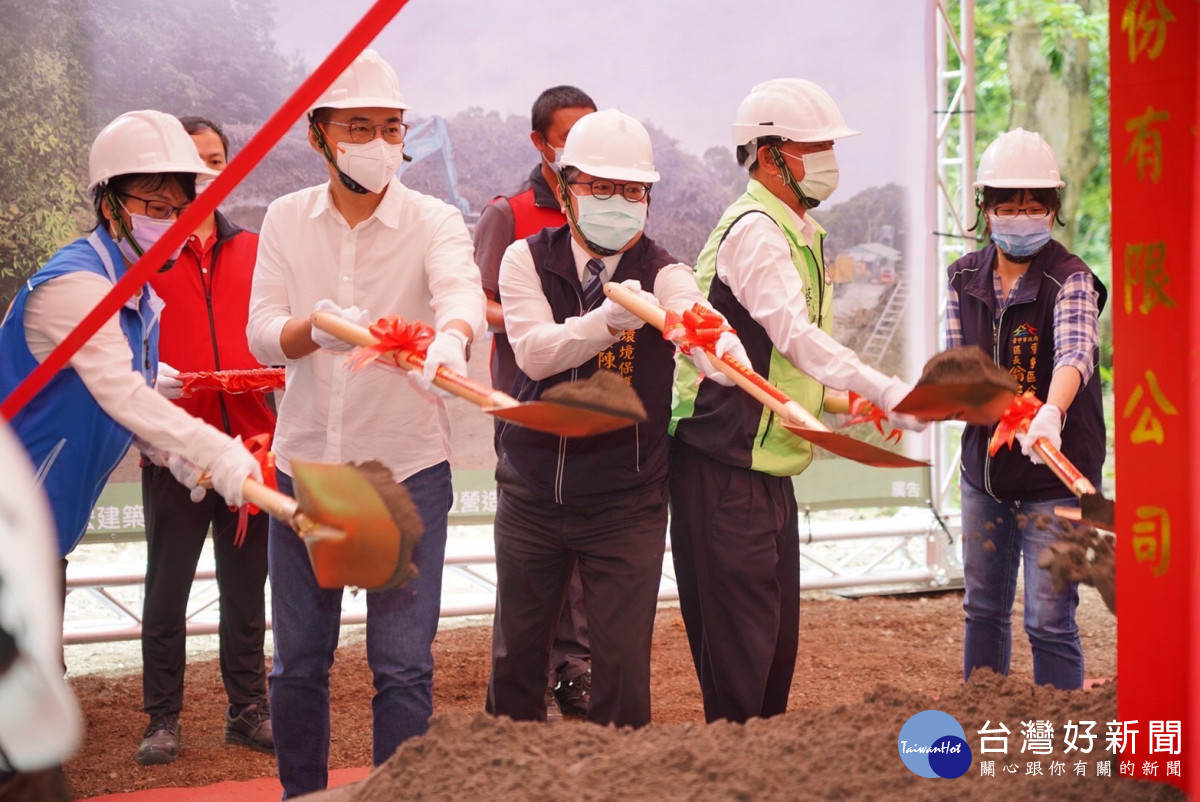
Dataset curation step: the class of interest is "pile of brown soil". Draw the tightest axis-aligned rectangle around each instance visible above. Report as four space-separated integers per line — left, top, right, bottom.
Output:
63 589 1150 800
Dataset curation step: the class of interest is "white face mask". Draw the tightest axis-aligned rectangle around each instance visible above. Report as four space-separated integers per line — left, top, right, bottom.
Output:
194 176 215 195
781 149 840 201
116 211 184 266
335 137 405 194
572 193 647 252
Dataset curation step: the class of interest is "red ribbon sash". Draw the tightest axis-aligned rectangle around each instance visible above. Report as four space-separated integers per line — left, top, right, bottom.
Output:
346 315 437 372
987 391 1042 456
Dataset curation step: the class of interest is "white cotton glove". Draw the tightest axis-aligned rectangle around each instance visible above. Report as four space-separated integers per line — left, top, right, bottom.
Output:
1017 403 1063 466
600 279 652 333
207 436 263 508
311 299 371 352
686 331 748 388
166 453 208 503
155 362 183 399
875 378 929 433
414 328 470 398
141 446 170 468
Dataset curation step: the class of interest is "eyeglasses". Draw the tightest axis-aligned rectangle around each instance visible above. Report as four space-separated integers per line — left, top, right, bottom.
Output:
991 206 1051 219
120 193 188 220
568 179 650 203
324 121 409 145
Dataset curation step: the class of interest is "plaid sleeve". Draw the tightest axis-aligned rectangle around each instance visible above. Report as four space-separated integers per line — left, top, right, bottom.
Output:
1052 271 1101 385
944 282 963 349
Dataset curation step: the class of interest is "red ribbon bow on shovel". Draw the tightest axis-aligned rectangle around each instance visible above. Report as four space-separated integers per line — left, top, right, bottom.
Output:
234 432 277 548
662 304 733 354
988 390 1043 456
844 391 904 445
346 316 437 372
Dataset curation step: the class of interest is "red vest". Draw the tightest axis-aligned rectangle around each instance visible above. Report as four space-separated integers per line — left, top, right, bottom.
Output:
508 187 566 239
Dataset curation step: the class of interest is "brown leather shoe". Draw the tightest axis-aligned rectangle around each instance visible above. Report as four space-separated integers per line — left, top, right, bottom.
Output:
225 703 274 754
136 714 181 765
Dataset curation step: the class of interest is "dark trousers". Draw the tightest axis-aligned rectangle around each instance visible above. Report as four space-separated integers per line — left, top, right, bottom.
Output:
487 480 666 728
668 440 800 723
549 567 589 685
140 464 269 718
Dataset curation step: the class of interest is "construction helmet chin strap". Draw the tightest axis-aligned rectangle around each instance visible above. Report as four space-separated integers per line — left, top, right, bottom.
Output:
309 118 371 195
554 169 620 258
104 191 175 272
768 144 820 211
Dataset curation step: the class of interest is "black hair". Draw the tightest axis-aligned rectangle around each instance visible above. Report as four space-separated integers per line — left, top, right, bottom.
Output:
178 115 230 158
91 172 197 231
736 136 784 173
970 185 1066 233
531 86 596 137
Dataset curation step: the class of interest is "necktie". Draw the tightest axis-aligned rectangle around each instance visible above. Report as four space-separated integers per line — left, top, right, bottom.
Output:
580 258 605 310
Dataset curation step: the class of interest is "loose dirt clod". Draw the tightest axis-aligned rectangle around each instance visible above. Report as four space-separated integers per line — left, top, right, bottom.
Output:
916 345 1019 391
541 370 648 422
1035 514 1117 615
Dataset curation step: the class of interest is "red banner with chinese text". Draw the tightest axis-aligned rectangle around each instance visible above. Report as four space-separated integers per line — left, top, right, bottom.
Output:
1110 1 1197 793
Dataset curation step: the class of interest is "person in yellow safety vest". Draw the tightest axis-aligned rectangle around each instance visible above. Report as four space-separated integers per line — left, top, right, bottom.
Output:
668 78 926 724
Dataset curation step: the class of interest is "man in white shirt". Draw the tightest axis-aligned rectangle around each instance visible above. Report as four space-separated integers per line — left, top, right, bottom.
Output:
246 50 484 799
486 109 744 729
668 79 924 724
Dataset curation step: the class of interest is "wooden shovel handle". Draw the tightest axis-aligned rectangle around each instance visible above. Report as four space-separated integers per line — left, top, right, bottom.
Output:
601 282 830 432
1031 437 1097 498
197 473 332 538
310 311 519 411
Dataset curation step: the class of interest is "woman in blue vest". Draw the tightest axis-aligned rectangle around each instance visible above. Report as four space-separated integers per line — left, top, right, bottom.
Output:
0 110 262 573
946 128 1107 691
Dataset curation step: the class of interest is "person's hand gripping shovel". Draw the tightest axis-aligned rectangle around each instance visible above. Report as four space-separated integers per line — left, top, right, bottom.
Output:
310 312 647 437
601 282 927 468
988 392 1115 531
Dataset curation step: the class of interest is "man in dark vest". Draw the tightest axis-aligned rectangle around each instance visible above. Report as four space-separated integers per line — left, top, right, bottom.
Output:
472 86 596 719
485 109 746 728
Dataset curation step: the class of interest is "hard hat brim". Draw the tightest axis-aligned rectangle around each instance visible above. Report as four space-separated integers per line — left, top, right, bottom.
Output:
309 97 411 113
972 178 1065 189
87 162 220 195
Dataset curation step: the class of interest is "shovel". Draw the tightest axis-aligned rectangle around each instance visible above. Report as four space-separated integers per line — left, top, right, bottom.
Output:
310 312 644 438
892 346 1019 425
200 458 421 590
987 395 1115 531
601 282 928 469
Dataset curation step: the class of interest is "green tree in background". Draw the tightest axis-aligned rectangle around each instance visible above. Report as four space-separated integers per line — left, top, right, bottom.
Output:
0 0 93 307
973 0 1110 281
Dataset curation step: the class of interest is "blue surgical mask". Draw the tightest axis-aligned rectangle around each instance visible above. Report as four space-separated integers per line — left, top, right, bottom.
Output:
988 214 1052 258
572 193 647 251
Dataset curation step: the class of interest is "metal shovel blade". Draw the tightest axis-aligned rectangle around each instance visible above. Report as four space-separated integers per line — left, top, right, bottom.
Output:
488 401 639 437
291 459 413 590
893 382 1017 425
780 423 930 468
1053 493 1116 532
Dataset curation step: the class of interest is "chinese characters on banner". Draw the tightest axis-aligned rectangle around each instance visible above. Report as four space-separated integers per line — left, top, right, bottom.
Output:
974 717 1182 780
1110 0 1197 793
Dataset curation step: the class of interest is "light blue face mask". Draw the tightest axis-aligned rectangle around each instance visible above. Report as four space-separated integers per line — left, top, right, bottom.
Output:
573 193 647 252
988 214 1052 258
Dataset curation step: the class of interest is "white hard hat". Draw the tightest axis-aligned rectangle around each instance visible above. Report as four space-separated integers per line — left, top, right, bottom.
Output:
0 423 83 772
733 78 860 149
87 110 218 195
308 49 409 114
559 109 660 183
974 128 1065 189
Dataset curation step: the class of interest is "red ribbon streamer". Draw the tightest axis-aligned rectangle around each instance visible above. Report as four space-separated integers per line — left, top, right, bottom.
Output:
346 316 437 372
988 391 1043 456
234 432 276 548
178 368 286 397
662 304 733 354
846 394 904 445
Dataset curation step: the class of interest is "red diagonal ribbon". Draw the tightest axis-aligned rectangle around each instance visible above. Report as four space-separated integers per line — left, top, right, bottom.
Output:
662 304 733 354
988 391 1042 456
178 368 286 397
845 392 903 444
346 315 437 372
234 432 276 548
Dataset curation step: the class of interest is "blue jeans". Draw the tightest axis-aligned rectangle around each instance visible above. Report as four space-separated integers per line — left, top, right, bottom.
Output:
960 481 1083 690
269 462 451 799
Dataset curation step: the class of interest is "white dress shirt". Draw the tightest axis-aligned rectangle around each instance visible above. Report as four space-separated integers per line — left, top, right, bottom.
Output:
24 272 231 467
498 234 705 380
718 208 900 402
247 177 486 482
